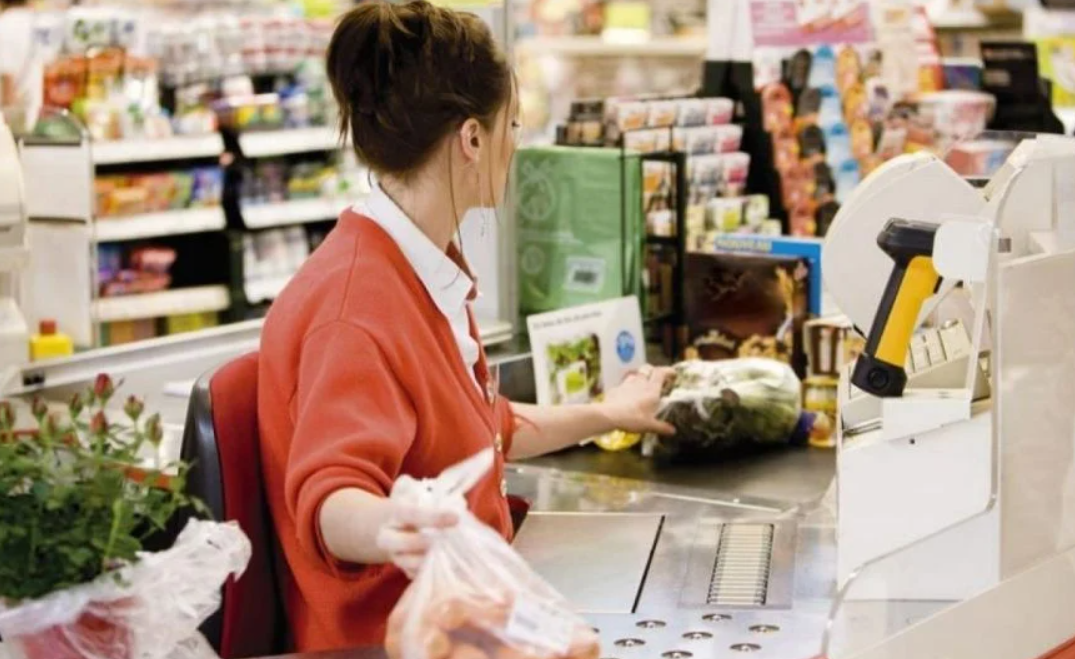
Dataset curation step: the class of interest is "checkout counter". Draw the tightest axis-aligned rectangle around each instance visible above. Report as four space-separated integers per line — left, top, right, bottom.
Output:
4 325 840 659
7 319 1074 659
8 134 1075 659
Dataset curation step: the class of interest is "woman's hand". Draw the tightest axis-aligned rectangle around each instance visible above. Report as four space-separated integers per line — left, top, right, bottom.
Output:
600 365 676 436
376 503 458 578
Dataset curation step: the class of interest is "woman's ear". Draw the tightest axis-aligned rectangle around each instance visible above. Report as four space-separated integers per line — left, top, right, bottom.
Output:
459 118 482 165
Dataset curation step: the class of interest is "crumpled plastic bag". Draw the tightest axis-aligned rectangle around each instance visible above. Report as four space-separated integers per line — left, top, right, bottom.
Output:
386 449 600 659
0 519 251 659
642 358 803 464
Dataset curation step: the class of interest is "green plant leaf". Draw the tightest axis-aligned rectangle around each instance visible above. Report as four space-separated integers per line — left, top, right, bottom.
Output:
0 379 206 602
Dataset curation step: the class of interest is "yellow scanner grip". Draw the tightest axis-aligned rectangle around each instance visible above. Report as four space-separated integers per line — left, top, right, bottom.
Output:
852 219 941 398
875 256 939 366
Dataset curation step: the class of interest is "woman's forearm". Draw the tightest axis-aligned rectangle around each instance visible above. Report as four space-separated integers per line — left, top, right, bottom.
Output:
319 488 394 565
507 402 616 460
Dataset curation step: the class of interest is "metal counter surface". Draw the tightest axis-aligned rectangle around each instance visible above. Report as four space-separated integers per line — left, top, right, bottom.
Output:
522 445 836 507
502 461 837 659
254 450 840 659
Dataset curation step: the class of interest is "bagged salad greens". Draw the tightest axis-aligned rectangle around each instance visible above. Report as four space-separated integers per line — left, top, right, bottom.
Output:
642 358 803 463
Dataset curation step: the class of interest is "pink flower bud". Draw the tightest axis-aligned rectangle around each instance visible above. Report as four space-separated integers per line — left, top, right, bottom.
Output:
68 393 84 417
90 411 108 435
93 374 115 402
42 412 61 438
31 396 48 421
123 395 144 421
145 413 163 446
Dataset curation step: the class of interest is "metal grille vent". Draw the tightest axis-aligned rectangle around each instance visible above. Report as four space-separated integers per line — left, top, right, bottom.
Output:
706 524 774 606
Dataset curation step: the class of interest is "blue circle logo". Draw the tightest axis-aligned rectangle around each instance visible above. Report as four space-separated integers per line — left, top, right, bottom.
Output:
616 331 636 363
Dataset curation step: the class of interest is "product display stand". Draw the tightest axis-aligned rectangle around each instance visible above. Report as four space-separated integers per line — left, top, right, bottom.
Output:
619 126 688 358
704 59 789 228
17 112 96 349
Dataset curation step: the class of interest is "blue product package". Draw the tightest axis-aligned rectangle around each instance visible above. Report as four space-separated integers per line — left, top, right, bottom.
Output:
835 160 860 204
824 123 851 169
98 244 123 284
809 46 837 89
818 85 843 129
943 61 983 91
191 167 224 207
711 234 824 316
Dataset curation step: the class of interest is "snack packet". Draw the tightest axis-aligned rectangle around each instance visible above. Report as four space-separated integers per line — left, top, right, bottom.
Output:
386 450 600 659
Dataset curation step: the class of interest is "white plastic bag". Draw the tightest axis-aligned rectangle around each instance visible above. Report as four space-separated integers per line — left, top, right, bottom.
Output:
0 519 251 659
385 449 599 659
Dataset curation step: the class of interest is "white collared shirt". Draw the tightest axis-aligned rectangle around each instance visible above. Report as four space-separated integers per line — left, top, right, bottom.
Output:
356 186 482 392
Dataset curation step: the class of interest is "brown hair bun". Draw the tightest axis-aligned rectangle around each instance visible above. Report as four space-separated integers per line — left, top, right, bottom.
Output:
327 0 512 177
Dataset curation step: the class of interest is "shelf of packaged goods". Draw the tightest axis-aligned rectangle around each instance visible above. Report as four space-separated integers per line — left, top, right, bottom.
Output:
241 197 349 229
94 207 227 242
238 127 341 158
93 285 231 323
92 135 225 166
516 36 707 58
646 235 679 246
244 273 294 305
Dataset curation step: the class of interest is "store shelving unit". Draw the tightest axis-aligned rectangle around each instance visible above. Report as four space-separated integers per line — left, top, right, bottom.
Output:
637 149 688 358
243 274 293 306
516 35 707 58
241 197 348 229
237 126 341 158
92 285 231 323
16 3 519 355
91 134 225 166
94 207 227 242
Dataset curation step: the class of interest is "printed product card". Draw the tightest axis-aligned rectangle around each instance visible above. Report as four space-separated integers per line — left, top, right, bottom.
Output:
528 297 645 407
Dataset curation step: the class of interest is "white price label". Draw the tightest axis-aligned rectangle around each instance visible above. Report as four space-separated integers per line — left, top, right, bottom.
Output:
504 597 575 655
564 257 606 293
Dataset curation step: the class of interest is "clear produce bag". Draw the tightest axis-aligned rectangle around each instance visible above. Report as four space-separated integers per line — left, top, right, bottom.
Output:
0 519 251 659
643 358 803 463
386 449 600 659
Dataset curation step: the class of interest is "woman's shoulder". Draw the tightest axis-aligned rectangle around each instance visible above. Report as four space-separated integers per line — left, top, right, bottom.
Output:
265 212 427 339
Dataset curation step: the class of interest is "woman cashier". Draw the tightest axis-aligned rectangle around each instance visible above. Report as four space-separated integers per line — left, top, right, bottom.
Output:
258 1 675 652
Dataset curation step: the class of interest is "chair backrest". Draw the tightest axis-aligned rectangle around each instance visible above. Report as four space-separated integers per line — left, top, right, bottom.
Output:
182 352 289 658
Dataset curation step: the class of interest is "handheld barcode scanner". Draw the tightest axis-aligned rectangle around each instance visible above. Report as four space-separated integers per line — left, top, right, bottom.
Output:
851 218 941 398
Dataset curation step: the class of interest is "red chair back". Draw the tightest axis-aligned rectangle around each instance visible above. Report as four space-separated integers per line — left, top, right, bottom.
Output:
182 352 289 658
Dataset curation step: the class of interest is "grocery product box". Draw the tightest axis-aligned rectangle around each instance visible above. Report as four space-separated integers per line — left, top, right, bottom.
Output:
802 315 864 379
801 316 865 447
683 251 810 376
100 319 157 347
516 146 643 314
710 234 823 316
166 312 220 335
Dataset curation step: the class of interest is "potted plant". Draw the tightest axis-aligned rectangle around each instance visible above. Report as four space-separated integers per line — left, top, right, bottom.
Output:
0 375 249 659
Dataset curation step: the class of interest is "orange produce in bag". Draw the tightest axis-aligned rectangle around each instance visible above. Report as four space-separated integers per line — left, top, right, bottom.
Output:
385 449 599 659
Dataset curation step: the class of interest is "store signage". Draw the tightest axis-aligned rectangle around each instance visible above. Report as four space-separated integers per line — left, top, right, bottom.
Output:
527 297 645 407
749 0 874 48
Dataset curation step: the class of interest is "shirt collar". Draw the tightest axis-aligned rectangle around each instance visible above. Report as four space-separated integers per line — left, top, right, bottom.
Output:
357 185 476 315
